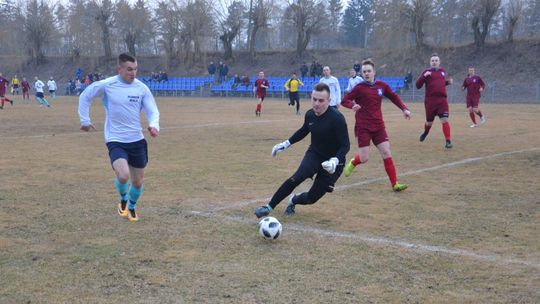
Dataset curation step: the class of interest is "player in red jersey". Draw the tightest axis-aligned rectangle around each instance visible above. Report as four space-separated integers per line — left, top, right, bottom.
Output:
416 53 454 148
462 67 486 128
0 73 14 109
21 77 31 100
341 59 411 192
253 71 269 117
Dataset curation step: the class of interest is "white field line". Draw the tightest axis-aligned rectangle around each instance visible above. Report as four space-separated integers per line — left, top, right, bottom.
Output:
188 210 540 270
204 147 540 212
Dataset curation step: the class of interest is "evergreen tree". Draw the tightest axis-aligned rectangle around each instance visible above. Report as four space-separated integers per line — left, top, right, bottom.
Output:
341 0 373 47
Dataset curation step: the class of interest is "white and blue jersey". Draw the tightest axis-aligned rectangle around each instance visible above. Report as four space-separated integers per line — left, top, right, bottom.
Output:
319 76 341 107
345 75 363 93
78 75 160 143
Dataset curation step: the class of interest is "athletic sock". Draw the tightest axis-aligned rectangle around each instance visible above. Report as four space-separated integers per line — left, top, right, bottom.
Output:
476 110 483 117
256 103 262 113
469 112 477 124
352 153 362 166
128 185 143 210
442 122 451 140
43 98 50 107
424 123 432 135
383 157 398 187
1 98 4 108
115 178 129 201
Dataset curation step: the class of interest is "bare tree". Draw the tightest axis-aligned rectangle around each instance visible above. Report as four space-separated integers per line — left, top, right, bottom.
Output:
179 0 215 66
115 0 152 56
471 0 501 48
89 0 114 58
154 0 181 61
285 0 327 57
23 0 55 64
214 0 245 60
248 0 270 58
505 0 524 42
403 0 432 49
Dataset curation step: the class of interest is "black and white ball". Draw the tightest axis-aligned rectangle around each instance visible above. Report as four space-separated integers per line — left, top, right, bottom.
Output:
258 217 282 240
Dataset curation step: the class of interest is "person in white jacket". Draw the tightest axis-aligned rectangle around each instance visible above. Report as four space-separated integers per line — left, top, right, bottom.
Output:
47 77 57 99
78 53 160 222
319 66 341 108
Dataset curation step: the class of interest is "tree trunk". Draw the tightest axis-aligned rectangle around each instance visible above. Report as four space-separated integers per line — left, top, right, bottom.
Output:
220 32 235 61
125 33 136 56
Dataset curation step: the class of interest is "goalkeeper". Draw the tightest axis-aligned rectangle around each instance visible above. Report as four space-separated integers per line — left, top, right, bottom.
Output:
254 83 350 218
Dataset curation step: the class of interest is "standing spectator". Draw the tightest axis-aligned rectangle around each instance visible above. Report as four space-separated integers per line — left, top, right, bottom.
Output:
353 61 361 75
241 74 250 87
76 67 83 81
47 76 57 99
316 62 323 77
66 79 74 95
232 74 241 90
319 66 341 108
88 73 94 83
21 77 30 100
462 67 486 128
75 79 83 95
11 75 20 96
284 72 304 115
404 70 413 90
221 64 229 82
208 61 216 79
416 53 454 149
300 62 308 79
310 61 317 78
0 73 13 109
217 61 224 83
345 68 363 94
34 76 50 107
253 71 269 117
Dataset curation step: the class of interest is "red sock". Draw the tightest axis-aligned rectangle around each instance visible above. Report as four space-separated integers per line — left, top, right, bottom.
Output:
442 122 451 140
352 153 361 166
424 123 432 135
383 157 397 187
256 103 261 113
1 98 4 107
475 110 483 117
469 112 477 124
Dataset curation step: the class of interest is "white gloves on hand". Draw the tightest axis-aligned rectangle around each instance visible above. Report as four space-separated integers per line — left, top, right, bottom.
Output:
321 157 339 174
272 140 291 157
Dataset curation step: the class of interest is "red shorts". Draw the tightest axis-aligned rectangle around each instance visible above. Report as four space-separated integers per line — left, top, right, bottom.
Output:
425 97 449 122
256 93 266 100
355 125 389 148
466 95 480 108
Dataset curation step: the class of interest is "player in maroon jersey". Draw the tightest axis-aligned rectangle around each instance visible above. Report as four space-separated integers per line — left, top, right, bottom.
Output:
462 67 486 128
341 59 411 192
0 73 14 109
253 71 269 117
416 53 454 149
21 77 31 100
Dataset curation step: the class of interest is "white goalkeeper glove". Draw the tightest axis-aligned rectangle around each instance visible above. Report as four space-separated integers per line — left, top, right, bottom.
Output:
271 140 291 157
321 157 339 174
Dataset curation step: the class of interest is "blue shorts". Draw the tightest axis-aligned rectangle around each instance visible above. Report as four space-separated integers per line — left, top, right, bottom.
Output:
36 92 44 98
106 139 148 169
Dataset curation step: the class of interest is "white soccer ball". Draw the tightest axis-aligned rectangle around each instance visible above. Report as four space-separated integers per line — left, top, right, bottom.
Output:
258 216 282 240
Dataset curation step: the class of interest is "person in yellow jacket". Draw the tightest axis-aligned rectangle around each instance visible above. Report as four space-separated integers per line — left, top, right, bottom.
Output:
284 72 304 115
11 75 20 95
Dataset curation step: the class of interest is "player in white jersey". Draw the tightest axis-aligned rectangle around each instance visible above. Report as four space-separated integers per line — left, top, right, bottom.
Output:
47 77 57 99
345 68 363 93
78 53 160 222
34 76 50 107
319 66 341 108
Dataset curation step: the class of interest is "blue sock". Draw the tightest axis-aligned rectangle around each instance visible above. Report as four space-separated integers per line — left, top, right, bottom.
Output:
43 98 50 106
128 185 143 210
115 178 129 201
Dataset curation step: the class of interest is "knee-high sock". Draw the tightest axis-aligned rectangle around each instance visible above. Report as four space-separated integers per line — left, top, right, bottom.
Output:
469 112 477 124
128 185 143 210
256 103 262 113
475 110 483 117
383 157 398 187
295 100 300 112
42 98 50 106
442 122 451 140
115 178 129 201
424 123 432 135
352 153 362 166
1 98 4 107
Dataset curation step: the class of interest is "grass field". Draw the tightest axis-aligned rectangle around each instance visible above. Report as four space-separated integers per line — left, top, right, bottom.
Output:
1 96 539 303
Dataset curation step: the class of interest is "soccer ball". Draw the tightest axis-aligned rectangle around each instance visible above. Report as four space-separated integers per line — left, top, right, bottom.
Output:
258 217 282 240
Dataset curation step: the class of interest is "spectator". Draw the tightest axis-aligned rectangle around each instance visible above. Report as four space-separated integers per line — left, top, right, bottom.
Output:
217 61 224 83
66 79 74 95
75 79 83 95
208 61 216 77
241 75 250 86
316 62 323 77
76 67 83 81
159 71 168 82
221 64 229 82
232 74 241 90
88 73 94 83
354 61 361 75
404 70 413 90
310 61 317 78
300 62 308 79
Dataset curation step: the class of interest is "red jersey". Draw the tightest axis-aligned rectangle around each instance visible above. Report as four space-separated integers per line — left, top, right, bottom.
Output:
342 80 408 130
0 76 9 96
462 75 485 97
255 78 269 96
416 68 450 100
21 80 30 91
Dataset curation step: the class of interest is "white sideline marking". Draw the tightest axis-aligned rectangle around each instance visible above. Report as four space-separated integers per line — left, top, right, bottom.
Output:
188 210 540 270
205 147 540 212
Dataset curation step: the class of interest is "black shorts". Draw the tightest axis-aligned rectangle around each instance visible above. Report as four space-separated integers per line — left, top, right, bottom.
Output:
289 91 299 103
36 92 44 98
293 151 343 193
106 139 148 169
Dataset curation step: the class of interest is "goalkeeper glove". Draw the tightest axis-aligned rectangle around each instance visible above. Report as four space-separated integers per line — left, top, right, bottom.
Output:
321 157 339 174
272 140 291 157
